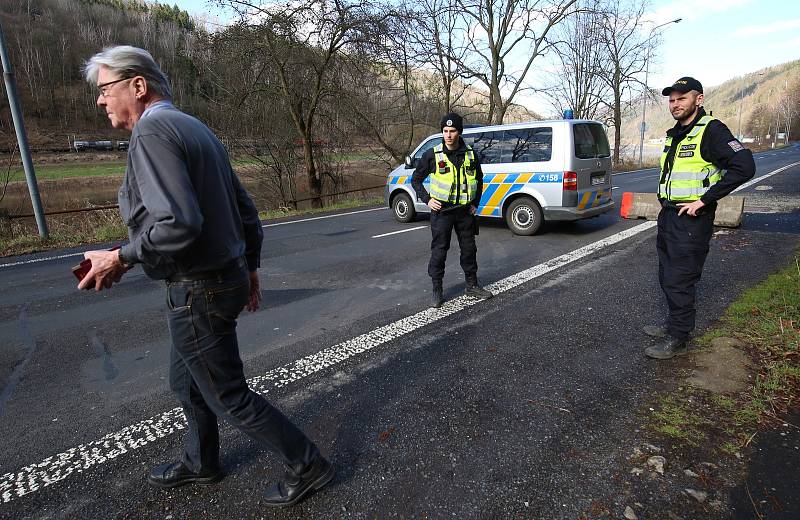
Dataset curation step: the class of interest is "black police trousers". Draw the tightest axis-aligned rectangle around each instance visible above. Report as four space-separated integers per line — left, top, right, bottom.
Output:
656 205 715 340
428 205 477 282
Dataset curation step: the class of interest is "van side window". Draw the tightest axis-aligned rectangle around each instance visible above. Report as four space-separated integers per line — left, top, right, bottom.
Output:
573 123 611 159
503 128 553 162
411 138 441 168
470 131 504 164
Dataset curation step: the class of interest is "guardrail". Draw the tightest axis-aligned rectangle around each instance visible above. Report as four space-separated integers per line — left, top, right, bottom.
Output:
286 184 385 209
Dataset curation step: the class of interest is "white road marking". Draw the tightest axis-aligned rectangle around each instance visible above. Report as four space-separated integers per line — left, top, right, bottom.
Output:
263 207 384 228
0 208 387 269
372 226 426 238
0 252 85 268
734 161 800 193
0 162 797 503
0 220 657 505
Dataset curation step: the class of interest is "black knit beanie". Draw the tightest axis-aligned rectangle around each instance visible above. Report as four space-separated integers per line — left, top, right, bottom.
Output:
440 112 464 133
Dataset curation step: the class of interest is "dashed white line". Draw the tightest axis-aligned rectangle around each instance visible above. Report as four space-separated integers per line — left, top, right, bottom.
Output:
0 219 657 505
372 226 426 238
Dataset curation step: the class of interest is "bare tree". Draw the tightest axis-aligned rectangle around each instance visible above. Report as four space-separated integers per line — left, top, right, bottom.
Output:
545 0 608 120
596 0 649 165
220 0 386 207
449 0 578 124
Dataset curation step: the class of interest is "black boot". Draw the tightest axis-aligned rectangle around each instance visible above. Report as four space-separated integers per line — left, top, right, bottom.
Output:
465 275 492 299
644 335 689 359
431 281 444 308
643 325 667 338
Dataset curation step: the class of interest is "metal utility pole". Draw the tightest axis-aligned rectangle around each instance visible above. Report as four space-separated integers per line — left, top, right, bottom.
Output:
736 72 765 140
0 21 48 237
638 18 681 168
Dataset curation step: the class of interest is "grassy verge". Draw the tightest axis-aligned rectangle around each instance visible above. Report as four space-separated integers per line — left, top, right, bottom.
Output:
646 252 800 456
0 196 385 257
6 162 126 182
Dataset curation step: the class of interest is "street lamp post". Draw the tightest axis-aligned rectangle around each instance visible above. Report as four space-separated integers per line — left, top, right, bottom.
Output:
638 18 681 168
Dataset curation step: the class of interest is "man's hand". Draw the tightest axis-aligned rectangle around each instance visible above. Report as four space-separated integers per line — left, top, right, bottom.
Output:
677 199 706 217
246 271 261 312
77 249 128 291
469 205 477 215
427 199 442 212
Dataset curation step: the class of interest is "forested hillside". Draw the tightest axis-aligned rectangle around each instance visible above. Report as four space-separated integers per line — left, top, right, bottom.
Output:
624 59 800 150
0 0 204 146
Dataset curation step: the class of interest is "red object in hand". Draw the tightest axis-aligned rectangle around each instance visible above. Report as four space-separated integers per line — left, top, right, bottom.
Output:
71 246 121 286
71 258 92 282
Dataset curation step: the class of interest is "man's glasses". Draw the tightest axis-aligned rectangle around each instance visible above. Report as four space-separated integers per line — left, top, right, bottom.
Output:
96 77 132 97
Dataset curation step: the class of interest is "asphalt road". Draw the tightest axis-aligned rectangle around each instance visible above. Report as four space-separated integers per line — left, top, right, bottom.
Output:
1 145 799 519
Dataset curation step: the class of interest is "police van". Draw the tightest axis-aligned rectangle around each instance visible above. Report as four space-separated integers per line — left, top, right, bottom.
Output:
385 119 614 235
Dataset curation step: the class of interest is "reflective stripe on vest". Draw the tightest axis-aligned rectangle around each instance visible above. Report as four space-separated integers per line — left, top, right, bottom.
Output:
429 144 477 205
659 115 724 201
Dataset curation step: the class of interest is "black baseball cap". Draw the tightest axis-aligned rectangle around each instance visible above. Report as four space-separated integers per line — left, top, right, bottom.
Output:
662 76 703 96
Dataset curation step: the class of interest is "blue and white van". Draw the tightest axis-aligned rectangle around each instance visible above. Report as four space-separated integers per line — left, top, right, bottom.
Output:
385 119 614 235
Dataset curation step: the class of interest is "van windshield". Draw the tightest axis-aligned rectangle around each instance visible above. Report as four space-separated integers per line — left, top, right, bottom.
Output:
573 123 610 159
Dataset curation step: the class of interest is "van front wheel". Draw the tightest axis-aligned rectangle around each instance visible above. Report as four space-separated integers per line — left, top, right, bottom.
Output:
392 192 416 223
505 197 543 236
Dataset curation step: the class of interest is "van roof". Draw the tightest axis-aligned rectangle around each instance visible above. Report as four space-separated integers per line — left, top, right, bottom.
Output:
424 118 602 140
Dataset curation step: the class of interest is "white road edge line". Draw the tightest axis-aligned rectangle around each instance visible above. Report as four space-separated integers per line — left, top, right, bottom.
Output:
0 162 796 504
0 251 85 268
372 226 426 238
263 207 384 228
0 207 387 269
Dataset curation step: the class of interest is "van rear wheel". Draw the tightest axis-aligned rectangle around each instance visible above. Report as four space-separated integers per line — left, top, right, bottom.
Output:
505 197 543 236
392 192 416 223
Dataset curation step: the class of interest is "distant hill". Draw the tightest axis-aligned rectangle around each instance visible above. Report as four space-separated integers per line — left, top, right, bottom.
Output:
622 59 800 152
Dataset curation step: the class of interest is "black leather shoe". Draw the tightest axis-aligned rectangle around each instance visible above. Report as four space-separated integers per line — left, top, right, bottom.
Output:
147 461 222 489
645 335 689 360
263 457 335 507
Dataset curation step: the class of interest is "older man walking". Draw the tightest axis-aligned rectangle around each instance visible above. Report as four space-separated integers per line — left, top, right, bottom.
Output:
78 45 333 507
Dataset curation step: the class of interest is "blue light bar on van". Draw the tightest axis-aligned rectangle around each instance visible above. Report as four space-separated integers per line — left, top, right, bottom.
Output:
563 109 574 120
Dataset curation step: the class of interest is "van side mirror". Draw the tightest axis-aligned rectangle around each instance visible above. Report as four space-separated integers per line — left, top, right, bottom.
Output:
405 155 413 168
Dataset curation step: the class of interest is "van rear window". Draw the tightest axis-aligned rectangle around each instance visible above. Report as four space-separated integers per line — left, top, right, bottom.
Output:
573 123 610 158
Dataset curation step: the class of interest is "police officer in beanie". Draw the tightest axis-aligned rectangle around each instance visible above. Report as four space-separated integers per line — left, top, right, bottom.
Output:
411 112 492 308
644 77 755 359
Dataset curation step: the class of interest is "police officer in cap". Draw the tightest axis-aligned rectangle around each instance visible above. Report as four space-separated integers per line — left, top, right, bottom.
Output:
644 77 755 359
411 112 492 308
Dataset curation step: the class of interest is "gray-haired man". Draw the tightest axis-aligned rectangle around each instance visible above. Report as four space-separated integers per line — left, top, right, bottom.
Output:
79 45 333 507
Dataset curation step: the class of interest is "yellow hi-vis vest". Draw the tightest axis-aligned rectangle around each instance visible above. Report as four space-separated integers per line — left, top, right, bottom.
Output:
428 144 477 205
659 115 724 202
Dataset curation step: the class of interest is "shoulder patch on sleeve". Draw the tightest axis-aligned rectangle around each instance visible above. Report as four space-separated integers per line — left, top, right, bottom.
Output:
728 140 744 152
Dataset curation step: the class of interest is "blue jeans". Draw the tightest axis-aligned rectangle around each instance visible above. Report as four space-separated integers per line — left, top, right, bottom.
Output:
166 268 319 475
